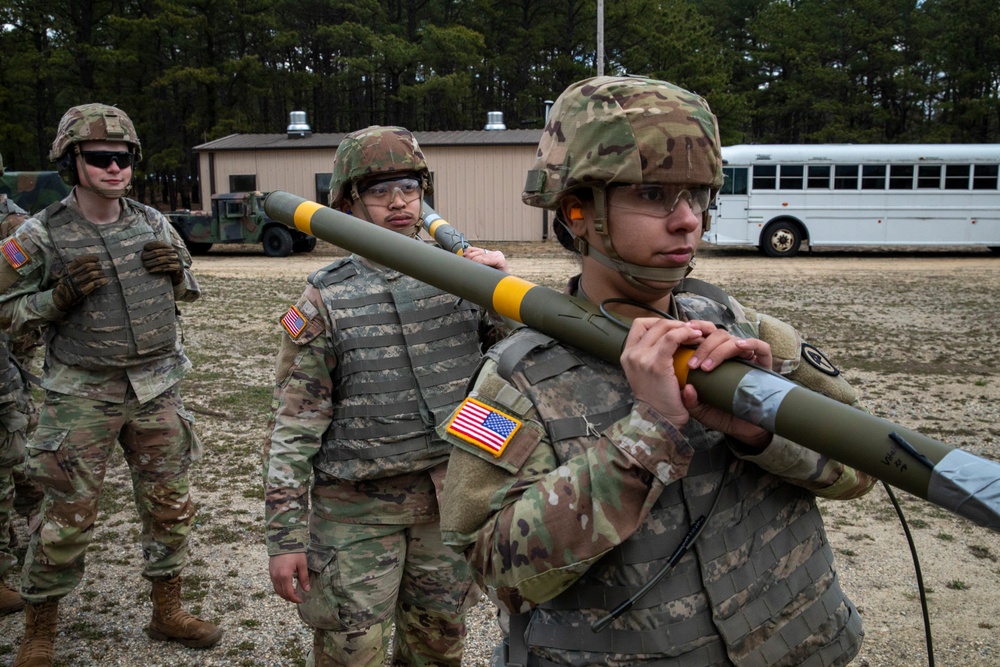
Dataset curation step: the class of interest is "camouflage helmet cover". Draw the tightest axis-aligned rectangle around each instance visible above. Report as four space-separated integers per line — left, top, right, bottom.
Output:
523 76 723 209
48 103 142 163
329 125 431 207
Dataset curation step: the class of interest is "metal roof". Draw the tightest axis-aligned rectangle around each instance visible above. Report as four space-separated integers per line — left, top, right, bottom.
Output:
194 129 544 152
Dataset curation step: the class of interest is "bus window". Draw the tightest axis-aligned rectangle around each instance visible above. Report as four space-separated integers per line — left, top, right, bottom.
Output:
944 164 971 190
753 165 776 190
807 165 830 189
779 165 804 189
917 165 941 188
861 165 886 190
834 165 858 189
973 164 999 190
889 165 914 189
721 167 748 195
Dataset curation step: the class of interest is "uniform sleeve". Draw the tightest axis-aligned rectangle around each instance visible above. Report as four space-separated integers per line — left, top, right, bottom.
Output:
438 360 694 613
263 286 335 556
736 304 877 500
0 220 63 333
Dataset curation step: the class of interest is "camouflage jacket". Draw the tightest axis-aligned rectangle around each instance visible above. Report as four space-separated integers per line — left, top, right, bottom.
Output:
263 255 498 556
437 281 875 665
0 335 30 434
0 191 200 403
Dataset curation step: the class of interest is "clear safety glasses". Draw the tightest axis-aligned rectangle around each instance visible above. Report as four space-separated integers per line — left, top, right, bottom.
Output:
358 178 422 206
609 183 713 217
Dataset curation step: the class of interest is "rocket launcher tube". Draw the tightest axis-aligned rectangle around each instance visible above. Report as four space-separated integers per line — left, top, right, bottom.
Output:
265 190 1000 532
422 203 469 255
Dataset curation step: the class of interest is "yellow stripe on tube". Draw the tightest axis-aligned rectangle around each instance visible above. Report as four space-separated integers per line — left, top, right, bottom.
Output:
492 275 536 322
293 200 325 235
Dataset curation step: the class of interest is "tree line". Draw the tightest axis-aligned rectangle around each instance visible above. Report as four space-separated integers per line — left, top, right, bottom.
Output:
0 0 996 210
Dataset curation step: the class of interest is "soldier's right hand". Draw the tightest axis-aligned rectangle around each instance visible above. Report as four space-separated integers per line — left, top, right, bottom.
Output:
269 553 310 604
51 255 109 312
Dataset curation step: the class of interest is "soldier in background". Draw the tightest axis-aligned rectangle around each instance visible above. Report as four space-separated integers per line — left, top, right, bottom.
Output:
0 104 222 667
264 126 508 666
437 76 877 667
0 156 42 548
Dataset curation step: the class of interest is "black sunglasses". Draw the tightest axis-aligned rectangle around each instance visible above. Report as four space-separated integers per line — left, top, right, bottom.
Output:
79 151 135 169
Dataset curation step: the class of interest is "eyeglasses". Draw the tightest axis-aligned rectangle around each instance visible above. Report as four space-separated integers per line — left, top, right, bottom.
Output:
79 151 135 169
609 183 714 217
358 178 421 205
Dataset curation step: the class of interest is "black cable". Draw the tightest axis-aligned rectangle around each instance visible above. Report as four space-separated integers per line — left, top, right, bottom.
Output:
882 481 935 666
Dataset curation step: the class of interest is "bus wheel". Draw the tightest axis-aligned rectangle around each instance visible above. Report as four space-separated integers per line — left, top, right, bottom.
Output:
761 221 802 258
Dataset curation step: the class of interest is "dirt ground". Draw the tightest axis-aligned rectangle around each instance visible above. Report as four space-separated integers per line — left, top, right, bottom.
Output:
2 238 999 666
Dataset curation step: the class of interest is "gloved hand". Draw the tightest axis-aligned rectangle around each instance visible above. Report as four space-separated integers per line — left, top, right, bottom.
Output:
142 241 185 285
52 255 109 312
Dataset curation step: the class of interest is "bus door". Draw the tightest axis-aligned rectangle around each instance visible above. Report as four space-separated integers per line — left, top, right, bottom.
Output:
709 167 750 243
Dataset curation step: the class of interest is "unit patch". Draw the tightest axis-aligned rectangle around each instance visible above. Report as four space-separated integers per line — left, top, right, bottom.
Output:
802 343 839 376
280 305 307 338
446 397 522 457
2 237 28 268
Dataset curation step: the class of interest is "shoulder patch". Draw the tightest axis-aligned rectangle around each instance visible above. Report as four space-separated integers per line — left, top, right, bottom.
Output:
280 305 307 338
802 343 839 376
446 397 522 457
2 237 29 269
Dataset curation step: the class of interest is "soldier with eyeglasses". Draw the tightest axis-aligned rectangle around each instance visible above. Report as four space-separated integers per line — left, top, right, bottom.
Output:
264 125 509 666
0 103 222 667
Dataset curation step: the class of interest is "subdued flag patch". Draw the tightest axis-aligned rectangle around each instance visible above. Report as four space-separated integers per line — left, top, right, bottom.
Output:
446 397 521 457
280 305 307 338
2 238 28 268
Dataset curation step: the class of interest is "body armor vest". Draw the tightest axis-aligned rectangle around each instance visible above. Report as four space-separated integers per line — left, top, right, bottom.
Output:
492 285 862 666
42 200 177 370
312 258 484 480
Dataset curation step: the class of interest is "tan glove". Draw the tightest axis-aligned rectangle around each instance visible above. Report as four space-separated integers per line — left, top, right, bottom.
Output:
141 241 184 285
52 255 109 312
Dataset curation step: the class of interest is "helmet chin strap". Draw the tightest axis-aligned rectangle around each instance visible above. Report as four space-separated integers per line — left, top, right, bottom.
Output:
573 187 694 291
74 150 130 200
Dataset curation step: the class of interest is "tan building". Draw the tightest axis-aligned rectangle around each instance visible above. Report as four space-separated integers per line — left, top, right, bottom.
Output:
193 125 551 242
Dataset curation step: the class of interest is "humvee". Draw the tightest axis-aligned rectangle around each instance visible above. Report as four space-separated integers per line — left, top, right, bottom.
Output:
0 171 72 213
166 191 317 257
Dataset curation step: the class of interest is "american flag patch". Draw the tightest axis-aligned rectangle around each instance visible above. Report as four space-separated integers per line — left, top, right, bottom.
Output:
1 238 28 268
446 398 522 457
280 305 307 338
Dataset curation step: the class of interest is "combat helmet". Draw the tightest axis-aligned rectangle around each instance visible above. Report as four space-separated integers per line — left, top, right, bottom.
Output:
329 125 432 209
523 75 723 286
49 103 141 197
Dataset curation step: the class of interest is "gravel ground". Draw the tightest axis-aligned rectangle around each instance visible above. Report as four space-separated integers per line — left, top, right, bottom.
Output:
2 240 999 666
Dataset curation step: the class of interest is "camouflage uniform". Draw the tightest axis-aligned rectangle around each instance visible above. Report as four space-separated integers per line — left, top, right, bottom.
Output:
0 191 202 601
0 334 31 608
264 126 490 667
436 76 877 667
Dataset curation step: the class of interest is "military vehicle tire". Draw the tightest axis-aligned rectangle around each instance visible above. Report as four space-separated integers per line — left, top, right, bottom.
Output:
263 226 294 257
184 239 213 255
293 236 317 253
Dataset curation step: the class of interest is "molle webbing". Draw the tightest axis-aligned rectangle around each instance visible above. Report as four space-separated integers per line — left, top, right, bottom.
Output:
314 259 482 473
491 328 858 666
44 202 176 369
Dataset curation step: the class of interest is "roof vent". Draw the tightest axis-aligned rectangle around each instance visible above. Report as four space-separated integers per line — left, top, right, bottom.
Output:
287 111 312 138
484 111 506 131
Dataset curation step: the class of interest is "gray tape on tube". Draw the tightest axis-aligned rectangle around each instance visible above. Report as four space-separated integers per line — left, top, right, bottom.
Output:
928 449 1000 531
732 369 795 433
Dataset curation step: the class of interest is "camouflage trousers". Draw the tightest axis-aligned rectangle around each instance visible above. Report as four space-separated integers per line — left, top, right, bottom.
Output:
300 518 480 667
0 425 27 579
20 386 200 603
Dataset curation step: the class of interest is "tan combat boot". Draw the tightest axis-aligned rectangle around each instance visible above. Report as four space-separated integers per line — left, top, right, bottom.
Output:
145 576 223 648
1 579 26 615
13 600 58 667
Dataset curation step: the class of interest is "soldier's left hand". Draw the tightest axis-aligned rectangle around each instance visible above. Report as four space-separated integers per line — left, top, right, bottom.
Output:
141 241 185 285
681 320 774 451
463 246 508 272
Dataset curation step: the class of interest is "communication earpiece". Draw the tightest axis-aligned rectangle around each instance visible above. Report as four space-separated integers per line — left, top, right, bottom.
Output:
569 208 584 221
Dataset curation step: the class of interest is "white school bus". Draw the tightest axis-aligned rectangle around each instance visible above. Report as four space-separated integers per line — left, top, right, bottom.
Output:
703 144 1000 257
